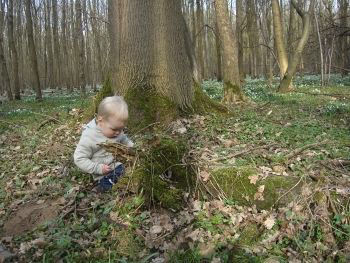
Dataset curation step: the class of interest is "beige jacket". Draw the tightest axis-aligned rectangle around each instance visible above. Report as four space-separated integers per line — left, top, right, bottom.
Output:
73 119 133 177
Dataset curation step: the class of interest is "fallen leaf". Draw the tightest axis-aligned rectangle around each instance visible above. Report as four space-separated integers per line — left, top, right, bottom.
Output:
150 225 163 235
248 175 259 185
264 216 275 230
191 200 201 212
198 242 216 258
200 170 210 182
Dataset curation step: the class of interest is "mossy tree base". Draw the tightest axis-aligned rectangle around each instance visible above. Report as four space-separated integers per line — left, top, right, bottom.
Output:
222 81 245 103
132 135 195 210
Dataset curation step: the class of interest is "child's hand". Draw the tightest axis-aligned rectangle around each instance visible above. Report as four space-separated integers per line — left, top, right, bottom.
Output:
102 164 112 174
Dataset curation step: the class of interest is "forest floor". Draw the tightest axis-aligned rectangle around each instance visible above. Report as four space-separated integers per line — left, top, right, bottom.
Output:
0 75 350 262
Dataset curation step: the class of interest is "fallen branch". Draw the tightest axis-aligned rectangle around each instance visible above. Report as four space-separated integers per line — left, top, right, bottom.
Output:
37 118 59 130
285 140 329 161
294 91 350 99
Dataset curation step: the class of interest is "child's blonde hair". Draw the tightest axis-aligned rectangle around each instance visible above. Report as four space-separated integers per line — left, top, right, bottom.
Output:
97 96 128 120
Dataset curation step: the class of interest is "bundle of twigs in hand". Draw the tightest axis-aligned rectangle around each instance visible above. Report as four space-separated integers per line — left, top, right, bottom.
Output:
98 142 137 164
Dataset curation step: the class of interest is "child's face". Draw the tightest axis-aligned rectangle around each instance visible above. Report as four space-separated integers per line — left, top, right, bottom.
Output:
97 114 126 138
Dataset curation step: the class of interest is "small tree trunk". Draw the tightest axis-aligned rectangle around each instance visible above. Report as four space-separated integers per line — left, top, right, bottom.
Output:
272 0 288 79
236 0 245 81
215 20 222 81
45 0 54 89
196 0 205 80
279 0 315 93
75 0 86 93
52 0 61 88
314 5 324 86
7 0 20 99
214 0 244 103
0 4 12 100
25 0 42 100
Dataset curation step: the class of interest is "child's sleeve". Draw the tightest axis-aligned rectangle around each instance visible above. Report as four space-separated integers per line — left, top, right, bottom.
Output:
74 138 103 175
118 133 134 147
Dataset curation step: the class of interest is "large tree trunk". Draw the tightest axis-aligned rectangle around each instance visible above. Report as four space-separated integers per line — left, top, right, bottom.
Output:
25 0 42 100
214 0 244 103
116 0 194 112
272 0 288 80
7 0 20 100
279 0 315 92
0 3 12 101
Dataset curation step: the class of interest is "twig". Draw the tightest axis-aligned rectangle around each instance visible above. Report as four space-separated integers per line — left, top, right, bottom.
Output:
285 140 329 161
37 118 59 130
130 122 160 139
29 110 62 123
213 143 276 162
273 177 303 207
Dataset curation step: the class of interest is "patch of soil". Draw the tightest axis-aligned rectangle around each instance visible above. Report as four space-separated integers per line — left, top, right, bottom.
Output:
2 199 62 237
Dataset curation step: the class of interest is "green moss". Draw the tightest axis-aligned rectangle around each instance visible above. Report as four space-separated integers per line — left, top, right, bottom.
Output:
133 136 195 210
112 229 142 259
125 85 179 131
211 167 301 210
239 223 260 246
223 81 245 102
193 83 228 114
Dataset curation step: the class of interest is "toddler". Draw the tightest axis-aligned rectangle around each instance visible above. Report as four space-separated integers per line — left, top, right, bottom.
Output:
74 96 134 192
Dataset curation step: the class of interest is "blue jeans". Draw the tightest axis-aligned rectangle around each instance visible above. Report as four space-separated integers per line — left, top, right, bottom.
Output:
98 164 124 192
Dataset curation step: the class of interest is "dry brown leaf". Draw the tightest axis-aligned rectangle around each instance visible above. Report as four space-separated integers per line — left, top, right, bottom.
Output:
264 216 276 230
248 175 259 185
200 170 210 182
150 225 163 235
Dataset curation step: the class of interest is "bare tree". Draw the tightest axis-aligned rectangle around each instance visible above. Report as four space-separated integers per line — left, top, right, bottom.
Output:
214 0 245 102
24 0 42 100
7 0 21 99
279 0 315 92
0 0 12 100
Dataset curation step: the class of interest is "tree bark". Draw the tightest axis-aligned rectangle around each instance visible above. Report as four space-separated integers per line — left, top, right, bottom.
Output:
0 2 12 100
116 0 194 110
7 0 20 99
25 0 42 100
214 0 244 103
